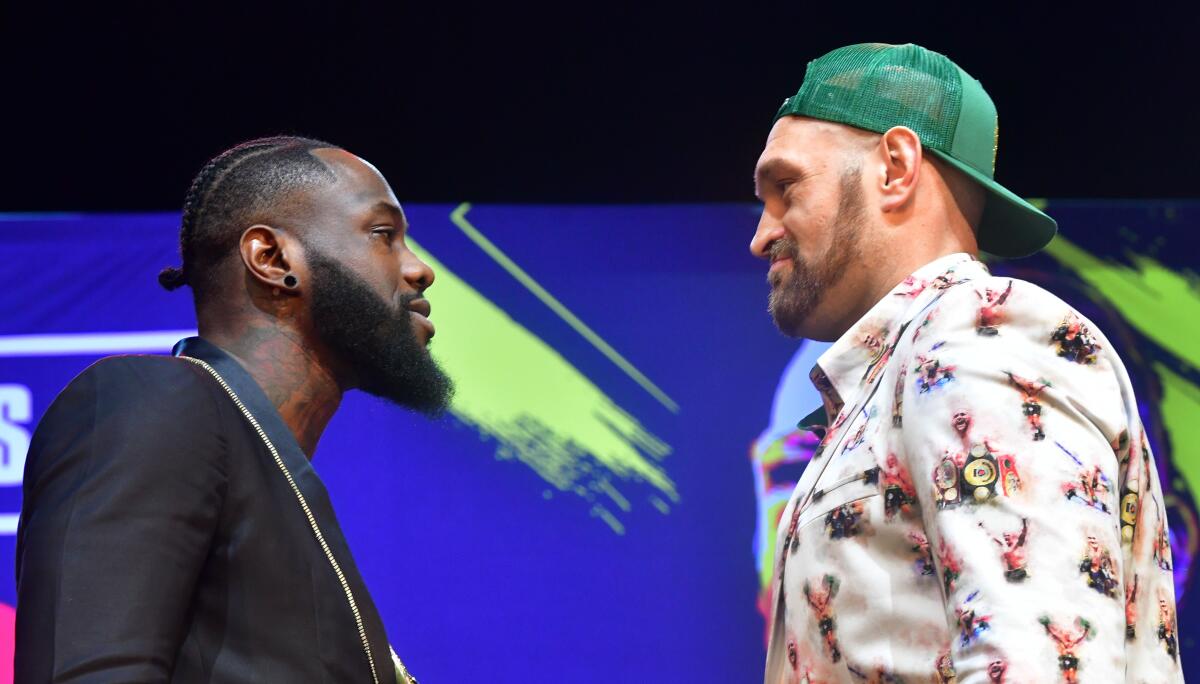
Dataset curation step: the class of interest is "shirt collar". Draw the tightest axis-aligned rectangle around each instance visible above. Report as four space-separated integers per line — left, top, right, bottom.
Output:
810 252 988 418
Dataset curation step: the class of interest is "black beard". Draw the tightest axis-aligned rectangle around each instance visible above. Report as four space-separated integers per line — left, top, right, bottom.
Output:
767 166 866 337
306 246 454 416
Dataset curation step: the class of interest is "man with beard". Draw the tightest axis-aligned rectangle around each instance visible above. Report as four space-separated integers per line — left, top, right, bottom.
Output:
15 136 450 683
752 45 1182 682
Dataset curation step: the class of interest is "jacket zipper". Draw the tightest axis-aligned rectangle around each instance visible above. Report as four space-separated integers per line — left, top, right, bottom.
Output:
179 357 381 684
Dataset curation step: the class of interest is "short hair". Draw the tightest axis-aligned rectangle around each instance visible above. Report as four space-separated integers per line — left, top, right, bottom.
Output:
159 136 340 297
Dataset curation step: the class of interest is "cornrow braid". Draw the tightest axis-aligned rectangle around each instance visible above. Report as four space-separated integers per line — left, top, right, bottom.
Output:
159 135 340 295
159 139 283 290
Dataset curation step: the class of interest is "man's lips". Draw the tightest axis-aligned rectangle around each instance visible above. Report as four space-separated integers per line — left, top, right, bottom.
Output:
769 256 793 274
407 298 435 338
407 298 431 318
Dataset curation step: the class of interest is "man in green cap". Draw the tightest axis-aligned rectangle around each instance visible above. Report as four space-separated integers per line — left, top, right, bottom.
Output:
752 43 1183 682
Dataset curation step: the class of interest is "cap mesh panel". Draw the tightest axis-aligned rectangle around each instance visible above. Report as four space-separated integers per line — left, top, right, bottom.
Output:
778 43 963 153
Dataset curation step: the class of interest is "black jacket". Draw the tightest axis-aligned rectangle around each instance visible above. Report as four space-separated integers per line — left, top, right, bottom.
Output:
16 337 395 683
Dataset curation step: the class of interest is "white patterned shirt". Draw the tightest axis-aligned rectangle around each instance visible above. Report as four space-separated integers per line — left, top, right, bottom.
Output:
764 253 1183 683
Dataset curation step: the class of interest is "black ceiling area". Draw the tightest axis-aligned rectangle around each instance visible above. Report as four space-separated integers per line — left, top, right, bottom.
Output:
2 3 1195 210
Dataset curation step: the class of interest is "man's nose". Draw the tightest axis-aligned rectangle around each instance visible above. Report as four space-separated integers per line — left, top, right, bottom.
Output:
750 213 785 260
402 249 435 292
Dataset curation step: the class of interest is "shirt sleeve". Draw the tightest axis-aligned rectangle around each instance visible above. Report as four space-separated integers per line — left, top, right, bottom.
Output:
898 279 1182 683
15 356 228 683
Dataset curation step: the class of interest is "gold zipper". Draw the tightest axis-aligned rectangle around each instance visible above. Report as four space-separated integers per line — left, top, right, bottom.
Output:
179 356 381 684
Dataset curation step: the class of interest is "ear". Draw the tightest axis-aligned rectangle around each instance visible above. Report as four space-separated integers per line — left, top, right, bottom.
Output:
239 225 295 293
875 126 923 214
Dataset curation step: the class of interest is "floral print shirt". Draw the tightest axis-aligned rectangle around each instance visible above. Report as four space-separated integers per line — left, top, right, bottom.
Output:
764 253 1183 683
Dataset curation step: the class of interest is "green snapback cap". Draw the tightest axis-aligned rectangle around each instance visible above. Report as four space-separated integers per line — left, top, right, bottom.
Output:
776 43 1056 258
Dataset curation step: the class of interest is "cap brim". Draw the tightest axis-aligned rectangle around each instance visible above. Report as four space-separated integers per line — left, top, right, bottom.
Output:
928 149 1057 258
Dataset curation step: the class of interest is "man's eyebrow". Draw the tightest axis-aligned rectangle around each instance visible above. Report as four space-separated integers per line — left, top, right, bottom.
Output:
753 159 801 189
367 200 408 229
754 158 805 196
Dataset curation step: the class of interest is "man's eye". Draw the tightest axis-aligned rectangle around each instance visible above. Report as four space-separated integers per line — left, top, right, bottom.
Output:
371 227 395 240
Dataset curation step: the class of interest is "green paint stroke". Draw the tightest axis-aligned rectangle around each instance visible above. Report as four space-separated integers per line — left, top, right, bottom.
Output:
408 239 677 532
1043 236 1200 501
592 505 626 535
450 203 680 414
1044 237 1200 367
1157 364 1200 507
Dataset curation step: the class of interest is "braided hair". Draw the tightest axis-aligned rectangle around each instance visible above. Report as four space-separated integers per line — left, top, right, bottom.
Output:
159 136 340 296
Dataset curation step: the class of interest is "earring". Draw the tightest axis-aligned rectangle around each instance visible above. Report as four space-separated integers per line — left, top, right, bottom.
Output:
283 274 299 288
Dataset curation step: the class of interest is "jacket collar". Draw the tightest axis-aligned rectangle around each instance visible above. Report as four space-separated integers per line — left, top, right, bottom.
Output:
173 336 304 463
809 253 987 420
172 336 393 673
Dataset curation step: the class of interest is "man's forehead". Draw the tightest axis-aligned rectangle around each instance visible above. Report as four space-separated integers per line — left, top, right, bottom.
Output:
311 148 401 208
756 117 872 180
762 117 848 156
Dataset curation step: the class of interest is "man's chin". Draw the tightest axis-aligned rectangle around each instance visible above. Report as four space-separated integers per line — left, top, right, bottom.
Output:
769 308 806 339
769 288 808 337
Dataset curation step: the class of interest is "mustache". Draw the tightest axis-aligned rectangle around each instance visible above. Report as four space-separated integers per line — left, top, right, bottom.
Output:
768 237 798 263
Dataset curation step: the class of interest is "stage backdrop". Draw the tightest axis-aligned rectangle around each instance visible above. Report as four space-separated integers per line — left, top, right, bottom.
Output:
0 202 1196 682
